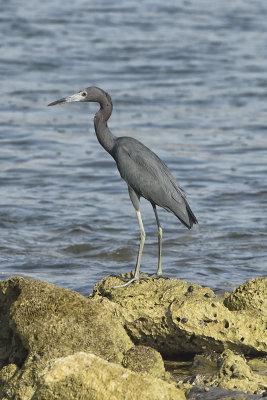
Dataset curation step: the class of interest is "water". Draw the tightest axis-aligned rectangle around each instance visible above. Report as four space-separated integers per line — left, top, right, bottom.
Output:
0 0 266 296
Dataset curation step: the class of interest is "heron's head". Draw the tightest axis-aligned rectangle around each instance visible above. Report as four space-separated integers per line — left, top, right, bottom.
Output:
48 86 108 106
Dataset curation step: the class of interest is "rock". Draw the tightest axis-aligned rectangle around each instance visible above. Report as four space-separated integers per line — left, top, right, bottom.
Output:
0 364 17 385
122 345 168 379
32 352 186 400
0 277 133 398
187 385 264 399
90 275 266 356
190 352 219 374
181 350 267 398
247 357 267 374
1 275 266 399
205 350 267 395
224 278 267 314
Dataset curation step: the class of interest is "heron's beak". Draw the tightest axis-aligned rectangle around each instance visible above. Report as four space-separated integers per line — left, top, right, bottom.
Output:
48 92 84 106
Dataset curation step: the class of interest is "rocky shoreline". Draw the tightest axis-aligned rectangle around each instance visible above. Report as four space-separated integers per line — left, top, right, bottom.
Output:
0 275 266 399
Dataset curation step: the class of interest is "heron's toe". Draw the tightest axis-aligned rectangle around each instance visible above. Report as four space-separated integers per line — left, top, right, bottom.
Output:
111 274 148 289
149 273 168 280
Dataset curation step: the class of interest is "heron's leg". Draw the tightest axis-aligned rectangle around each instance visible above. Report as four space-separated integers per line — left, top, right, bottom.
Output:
152 204 162 276
133 209 146 279
112 187 146 289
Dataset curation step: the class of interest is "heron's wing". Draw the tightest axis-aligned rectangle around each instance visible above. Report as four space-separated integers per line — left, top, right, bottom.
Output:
114 137 186 207
113 137 197 228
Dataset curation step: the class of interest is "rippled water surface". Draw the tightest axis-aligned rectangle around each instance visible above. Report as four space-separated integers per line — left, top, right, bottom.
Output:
0 0 266 295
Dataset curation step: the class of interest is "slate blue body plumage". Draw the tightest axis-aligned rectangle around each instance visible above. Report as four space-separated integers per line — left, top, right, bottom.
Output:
112 136 196 228
48 86 198 288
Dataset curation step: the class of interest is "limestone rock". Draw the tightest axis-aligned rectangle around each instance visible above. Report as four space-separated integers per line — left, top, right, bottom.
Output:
91 275 266 355
122 345 167 379
206 349 267 395
224 277 267 314
32 352 186 400
1 275 266 399
0 277 133 398
183 350 267 395
187 385 264 399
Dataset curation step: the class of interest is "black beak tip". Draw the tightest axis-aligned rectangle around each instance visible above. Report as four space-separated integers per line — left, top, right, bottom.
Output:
47 100 57 107
47 98 66 107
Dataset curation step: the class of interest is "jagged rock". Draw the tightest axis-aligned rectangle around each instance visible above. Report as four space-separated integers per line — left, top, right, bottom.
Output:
90 275 267 356
32 352 186 400
194 350 267 395
0 277 133 399
1 275 266 399
187 386 264 400
224 278 267 313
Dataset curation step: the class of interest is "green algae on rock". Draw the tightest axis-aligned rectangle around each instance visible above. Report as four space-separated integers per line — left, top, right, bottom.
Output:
91 275 267 356
32 352 186 400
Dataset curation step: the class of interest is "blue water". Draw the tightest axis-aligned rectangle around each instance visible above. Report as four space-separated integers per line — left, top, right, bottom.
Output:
0 0 266 295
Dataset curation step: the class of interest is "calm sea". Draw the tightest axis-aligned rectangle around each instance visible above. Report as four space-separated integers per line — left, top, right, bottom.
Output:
0 0 266 295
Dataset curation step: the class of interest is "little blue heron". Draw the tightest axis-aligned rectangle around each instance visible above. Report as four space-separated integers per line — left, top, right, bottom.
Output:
48 87 198 288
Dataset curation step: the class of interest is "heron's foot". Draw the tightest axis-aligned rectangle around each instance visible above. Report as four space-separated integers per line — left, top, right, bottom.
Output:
112 274 148 289
149 272 168 280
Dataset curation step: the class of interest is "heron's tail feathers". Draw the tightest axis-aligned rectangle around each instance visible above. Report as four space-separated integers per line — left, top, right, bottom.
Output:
185 203 199 229
172 201 198 230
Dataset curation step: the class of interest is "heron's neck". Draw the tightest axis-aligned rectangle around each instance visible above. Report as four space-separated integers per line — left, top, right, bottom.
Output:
94 93 115 154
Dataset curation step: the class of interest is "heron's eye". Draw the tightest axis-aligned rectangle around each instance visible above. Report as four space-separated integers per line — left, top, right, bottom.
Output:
81 92 86 97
